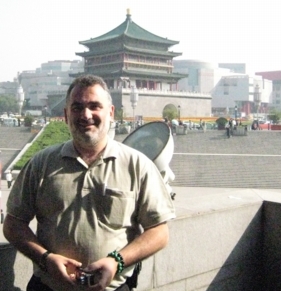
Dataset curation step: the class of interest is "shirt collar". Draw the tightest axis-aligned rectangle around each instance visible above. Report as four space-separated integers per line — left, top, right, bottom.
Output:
61 138 119 160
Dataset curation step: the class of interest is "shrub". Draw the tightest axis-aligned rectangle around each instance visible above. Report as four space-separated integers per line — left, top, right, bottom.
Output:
13 121 71 170
216 117 228 129
24 115 34 127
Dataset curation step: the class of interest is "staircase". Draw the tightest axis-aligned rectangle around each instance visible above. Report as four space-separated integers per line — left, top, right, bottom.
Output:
0 126 37 173
170 130 281 189
1 126 281 189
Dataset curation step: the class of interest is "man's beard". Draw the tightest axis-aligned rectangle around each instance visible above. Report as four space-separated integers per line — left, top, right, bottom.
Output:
69 118 109 148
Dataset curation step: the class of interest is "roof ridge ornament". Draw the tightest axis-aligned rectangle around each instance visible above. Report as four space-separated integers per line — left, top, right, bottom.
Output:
126 8 132 22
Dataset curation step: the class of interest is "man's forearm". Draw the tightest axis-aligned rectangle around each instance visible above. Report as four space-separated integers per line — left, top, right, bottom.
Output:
119 222 169 267
3 214 47 265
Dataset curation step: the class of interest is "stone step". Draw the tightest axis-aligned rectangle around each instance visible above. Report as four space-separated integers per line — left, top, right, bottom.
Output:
170 154 281 188
0 126 37 173
1 127 281 189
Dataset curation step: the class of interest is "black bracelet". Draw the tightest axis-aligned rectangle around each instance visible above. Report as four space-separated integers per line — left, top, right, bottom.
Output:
107 250 124 274
39 251 51 272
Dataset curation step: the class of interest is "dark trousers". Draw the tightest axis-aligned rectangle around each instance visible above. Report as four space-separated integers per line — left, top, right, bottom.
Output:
7 181 12 188
27 275 130 291
226 128 230 138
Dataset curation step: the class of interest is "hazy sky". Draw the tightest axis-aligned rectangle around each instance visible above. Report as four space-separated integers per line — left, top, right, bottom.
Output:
1 0 280 82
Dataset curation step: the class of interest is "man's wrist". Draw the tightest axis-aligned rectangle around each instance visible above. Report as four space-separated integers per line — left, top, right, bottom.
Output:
107 250 125 274
38 250 51 272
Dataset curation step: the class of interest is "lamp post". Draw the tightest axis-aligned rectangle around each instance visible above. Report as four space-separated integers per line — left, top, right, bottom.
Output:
121 105 124 124
130 86 139 129
254 85 261 121
178 105 181 122
44 105 47 124
17 84 24 116
234 105 238 119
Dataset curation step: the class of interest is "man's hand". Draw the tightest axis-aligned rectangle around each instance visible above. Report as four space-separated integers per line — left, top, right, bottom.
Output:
80 257 118 290
44 253 82 284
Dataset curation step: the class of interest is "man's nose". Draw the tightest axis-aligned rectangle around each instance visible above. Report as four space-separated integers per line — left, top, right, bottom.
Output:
81 107 93 119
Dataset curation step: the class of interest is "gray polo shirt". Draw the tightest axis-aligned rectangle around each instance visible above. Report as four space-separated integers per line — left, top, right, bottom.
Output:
7 138 175 290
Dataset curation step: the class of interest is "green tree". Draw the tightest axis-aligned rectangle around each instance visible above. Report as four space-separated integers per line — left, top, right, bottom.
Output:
216 117 228 129
163 105 178 121
268 109 281 124
0 94 18 113
24 115 34 127
114 108 124 122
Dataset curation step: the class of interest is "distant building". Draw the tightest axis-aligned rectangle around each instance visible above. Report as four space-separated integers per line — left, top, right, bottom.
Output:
256 71 281 110
212 75 272 117
173 59 272 117
218 63 246 74
0 81 17 95
18 60 84 114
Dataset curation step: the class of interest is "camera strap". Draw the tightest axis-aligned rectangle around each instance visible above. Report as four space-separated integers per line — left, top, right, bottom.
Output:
125 261 142 290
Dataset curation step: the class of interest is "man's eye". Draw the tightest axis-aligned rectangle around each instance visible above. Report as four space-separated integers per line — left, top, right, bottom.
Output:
88 104 101 110
71 105 83 112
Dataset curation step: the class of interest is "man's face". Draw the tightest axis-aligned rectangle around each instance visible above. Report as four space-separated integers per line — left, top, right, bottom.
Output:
64 84 114 148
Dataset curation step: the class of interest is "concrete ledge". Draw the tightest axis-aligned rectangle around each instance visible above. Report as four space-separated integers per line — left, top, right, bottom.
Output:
2 188 281 290
175 125 188 135
232 127 247 136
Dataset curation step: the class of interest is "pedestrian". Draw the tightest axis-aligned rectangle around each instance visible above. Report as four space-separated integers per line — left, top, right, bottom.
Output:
0 209 4 224
3 75 175 291
5 169 12 189
199 119 203 130
189 120 192 130
202 121 206 133
225 120 231 138
232 118 237 131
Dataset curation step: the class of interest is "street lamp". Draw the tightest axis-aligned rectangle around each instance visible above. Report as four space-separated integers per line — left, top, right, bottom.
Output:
254 85 261 121
121 105 124 124
178 105 181 122
17 84 24 116
130 86 139 129
44 105 47 124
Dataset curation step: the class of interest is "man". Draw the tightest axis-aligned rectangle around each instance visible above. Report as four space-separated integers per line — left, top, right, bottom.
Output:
3 75 175 291
5 169 13 189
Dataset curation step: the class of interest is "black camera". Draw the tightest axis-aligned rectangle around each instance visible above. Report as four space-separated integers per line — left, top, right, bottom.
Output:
75 267 101 286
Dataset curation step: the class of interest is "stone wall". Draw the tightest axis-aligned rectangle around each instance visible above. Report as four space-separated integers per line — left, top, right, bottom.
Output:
2 188 281 290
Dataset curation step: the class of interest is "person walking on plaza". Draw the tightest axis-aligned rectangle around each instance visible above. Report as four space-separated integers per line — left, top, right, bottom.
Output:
202 121 206 133
225 119 231 138
5 169 12 189
3 75 175 291
0 209 4 224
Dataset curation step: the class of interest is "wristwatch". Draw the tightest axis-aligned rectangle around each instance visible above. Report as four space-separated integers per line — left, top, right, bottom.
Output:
39 251 51 272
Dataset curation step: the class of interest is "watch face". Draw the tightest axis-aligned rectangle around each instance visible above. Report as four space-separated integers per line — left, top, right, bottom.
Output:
123 121 171 161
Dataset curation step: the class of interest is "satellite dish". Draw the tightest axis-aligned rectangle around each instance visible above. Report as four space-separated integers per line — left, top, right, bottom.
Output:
108 121 116 139
122 121 175 199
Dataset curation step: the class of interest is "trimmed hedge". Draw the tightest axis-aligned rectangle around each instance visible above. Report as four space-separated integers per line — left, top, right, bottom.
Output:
13 121 71 170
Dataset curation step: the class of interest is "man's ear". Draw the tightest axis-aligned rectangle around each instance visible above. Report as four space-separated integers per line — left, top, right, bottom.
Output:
110 105 115 122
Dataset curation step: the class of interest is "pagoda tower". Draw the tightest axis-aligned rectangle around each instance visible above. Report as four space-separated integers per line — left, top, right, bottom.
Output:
76 9 186 91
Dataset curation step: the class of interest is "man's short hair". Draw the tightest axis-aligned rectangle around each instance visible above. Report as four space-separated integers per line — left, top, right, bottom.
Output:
66 75 112 104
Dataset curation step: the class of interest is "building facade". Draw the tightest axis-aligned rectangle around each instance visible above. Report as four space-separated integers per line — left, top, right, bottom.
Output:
17 60 84 114
256 71 281 110
173 59 273 117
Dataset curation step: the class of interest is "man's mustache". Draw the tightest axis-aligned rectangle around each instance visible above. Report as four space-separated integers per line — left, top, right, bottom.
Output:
78 119 99 126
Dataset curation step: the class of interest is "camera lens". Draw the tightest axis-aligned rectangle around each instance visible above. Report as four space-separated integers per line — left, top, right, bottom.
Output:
77 275 86 285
